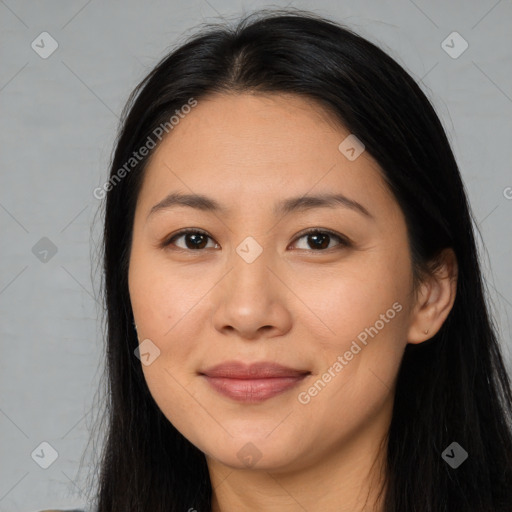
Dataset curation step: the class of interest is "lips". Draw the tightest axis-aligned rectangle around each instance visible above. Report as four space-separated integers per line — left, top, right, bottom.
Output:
199 361 310 403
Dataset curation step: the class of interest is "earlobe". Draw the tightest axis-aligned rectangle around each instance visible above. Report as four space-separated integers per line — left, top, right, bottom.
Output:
406 248 458 344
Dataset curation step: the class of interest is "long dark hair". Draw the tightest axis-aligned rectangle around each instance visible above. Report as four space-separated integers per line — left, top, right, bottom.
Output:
87 8 512 512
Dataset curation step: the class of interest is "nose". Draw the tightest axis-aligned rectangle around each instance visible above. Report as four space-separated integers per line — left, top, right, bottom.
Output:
210 245 293 341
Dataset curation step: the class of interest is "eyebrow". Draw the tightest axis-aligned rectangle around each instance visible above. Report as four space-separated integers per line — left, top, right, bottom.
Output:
147 192 374 221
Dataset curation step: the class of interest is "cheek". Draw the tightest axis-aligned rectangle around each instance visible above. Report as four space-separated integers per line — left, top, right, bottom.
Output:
128 251 213 391
129 248 197 340
303 250 411 349
294 268 408 445
299 253 412 413
129 257 204 434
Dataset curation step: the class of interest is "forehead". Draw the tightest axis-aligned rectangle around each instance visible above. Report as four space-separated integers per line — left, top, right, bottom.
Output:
136 92 396 220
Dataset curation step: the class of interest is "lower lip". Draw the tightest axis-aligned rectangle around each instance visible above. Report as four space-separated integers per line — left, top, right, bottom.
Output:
202 375 308 403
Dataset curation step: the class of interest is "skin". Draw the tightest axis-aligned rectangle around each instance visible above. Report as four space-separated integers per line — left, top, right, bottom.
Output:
128 92 458 512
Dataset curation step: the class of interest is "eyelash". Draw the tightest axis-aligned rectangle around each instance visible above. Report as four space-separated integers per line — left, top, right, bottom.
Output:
161 228 351 253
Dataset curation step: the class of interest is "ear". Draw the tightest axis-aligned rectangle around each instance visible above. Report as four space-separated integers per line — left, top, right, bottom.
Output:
407 248 458 344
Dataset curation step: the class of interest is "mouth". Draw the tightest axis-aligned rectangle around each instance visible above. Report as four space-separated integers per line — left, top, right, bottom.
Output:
199 361 311 403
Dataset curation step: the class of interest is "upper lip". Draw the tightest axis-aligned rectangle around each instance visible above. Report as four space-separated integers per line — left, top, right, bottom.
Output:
200 361 310 379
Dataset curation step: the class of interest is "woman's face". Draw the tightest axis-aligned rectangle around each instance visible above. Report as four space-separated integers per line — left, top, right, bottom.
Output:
128 92 419 472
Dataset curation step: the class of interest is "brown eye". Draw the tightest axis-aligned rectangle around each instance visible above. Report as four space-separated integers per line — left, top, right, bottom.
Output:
290 229 350 251
164 230 218 251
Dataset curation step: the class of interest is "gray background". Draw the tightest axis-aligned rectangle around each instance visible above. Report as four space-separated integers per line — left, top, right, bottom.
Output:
1 1 511 511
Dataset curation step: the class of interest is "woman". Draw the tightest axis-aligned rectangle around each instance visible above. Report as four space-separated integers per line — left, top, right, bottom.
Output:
58 8 512 512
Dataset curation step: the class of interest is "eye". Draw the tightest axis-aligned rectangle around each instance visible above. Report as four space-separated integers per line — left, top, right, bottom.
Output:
290 228 350 251
163 229 219 251
161 228 350 252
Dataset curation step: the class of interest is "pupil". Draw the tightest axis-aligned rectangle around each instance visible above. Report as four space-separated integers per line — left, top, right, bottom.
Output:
187 233 207 249
309 233 329 250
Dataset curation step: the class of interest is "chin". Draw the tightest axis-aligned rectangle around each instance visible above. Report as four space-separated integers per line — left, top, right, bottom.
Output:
196 429 306 472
